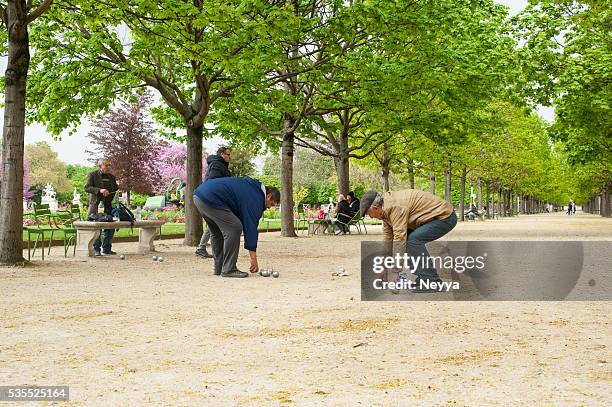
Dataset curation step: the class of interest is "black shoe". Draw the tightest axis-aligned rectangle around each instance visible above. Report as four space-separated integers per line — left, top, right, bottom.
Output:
411 277 443 293
213 270 222 276
221 270 248 278
94 251 102 257
195 249 213 259
102 250 117 255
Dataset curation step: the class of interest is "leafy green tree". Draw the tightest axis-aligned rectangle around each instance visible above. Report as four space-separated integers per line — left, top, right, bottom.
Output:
226 146 255 178
24 141 70 192
0 0 55 265
66 163 95 205
515 0 611 215
214 0 368 236
26 0 287 244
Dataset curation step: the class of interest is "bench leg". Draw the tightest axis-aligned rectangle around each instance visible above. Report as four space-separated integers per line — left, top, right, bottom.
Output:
76 229 99 257
138 227 159 254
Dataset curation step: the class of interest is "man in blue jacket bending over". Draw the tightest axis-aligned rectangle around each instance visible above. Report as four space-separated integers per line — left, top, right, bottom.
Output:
193 177 281 278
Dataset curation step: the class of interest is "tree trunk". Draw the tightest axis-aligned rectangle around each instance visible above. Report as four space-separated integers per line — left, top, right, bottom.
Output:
429 172 435 195
184 124 203 246
477 178 482 211
601 184 611 217
444 161 452 203
485 182 490 218
382 166 390 193
459 166 467 221
585 199 590 213
332 128 350 195
381 142 390 193
0 5 29 265
407 158 415 189
505 190 510 216
497 190 502 217
127 190 131 207
280 129 297 237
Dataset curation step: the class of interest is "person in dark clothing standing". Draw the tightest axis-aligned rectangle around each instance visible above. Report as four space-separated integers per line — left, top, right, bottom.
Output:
85 159 119 256
193 177 280 277
195 146 232 259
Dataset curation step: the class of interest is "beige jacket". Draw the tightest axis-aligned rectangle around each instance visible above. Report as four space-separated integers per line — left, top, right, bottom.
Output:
381 189 453 241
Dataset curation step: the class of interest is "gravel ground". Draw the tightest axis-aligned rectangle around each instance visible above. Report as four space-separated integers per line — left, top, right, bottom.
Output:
1 212 610 406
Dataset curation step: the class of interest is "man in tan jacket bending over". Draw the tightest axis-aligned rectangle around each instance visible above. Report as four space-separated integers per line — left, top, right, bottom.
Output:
360 189 457 292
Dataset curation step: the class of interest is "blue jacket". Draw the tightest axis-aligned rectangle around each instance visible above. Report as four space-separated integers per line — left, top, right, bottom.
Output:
194 176 265 251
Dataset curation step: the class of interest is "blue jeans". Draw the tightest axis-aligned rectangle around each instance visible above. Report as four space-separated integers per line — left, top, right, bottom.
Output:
93 229 115 253
406 212 457 281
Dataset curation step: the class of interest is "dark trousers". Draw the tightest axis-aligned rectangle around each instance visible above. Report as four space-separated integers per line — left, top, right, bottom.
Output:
406 212 458 281
93 229 115 253
193 196 243 274
197 226 211 251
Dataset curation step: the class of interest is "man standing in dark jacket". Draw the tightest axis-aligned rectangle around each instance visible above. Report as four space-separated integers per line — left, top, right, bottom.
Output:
85 159 119 256
195 146 232 259
193 177 280 277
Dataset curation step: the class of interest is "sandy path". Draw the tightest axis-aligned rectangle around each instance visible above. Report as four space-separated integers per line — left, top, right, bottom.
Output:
1 212 610 406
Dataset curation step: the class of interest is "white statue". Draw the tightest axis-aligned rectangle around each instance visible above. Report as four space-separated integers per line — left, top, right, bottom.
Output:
72 187 82 208
41 183 59 211
470 186 476 207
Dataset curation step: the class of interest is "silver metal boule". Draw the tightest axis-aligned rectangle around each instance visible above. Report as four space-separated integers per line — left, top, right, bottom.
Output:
272 271 279 278
119 255 125 260
152 256 158 261
158 257 164 262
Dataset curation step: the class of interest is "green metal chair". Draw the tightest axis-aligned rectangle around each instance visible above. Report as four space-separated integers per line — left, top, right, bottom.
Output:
335 211 367 235
294 207 309 234
55 204 81 257
24 203 56 260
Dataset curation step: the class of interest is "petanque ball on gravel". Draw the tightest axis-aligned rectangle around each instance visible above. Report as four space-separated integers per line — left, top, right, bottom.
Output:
157 257 164 262
152 256 158 261
272 271 279 278
119 255 125 260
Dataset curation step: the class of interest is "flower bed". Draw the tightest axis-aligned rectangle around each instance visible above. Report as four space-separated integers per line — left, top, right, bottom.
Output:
142 206 184 223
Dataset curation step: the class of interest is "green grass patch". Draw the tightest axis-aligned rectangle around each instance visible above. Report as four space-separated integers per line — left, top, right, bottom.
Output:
22 218 381 244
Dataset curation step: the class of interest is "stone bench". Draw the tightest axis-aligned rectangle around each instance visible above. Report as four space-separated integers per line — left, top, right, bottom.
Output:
74 220 165 257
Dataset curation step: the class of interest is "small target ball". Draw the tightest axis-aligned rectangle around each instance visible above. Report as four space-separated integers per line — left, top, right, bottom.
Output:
272 271 279 278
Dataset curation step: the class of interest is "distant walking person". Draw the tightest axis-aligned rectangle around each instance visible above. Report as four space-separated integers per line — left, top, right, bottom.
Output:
572 200 576 214
195 146 232 259
567 201 573 215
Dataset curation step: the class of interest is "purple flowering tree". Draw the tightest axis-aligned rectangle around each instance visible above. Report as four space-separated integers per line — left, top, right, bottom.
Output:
155 141 207 194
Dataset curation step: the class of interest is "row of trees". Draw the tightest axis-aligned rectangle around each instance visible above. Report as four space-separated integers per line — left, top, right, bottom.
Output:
1 0 609 265
514 0 611 216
